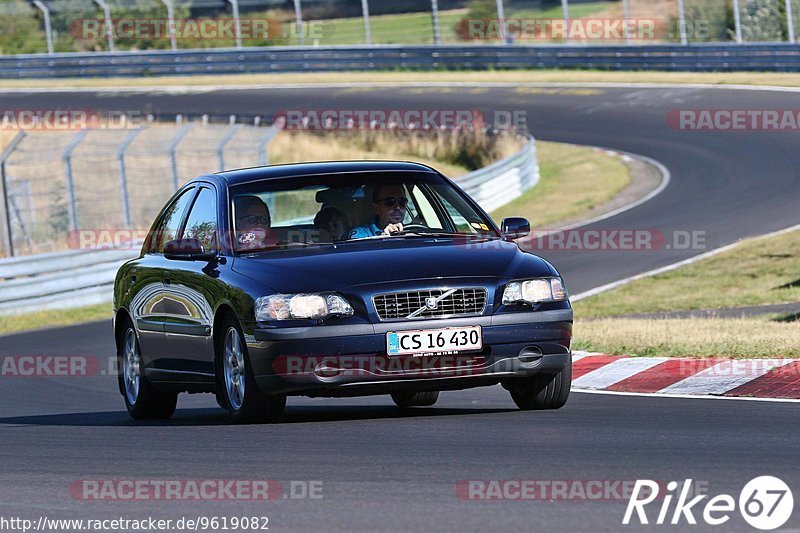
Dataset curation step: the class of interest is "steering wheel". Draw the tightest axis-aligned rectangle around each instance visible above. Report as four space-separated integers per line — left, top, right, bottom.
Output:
401 223 430 233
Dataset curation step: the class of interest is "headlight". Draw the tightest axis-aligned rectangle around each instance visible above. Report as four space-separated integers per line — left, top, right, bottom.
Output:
502 278 568 305
255 293 354 321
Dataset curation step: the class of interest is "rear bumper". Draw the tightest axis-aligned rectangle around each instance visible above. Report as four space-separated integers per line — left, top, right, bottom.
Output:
247 309 572 396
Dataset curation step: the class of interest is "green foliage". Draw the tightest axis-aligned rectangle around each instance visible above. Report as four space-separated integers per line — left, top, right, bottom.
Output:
0 0 48 54
738 0 784 42
465 0 500 19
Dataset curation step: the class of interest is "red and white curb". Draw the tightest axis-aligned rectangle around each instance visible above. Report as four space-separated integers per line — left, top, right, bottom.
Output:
571 352 800 400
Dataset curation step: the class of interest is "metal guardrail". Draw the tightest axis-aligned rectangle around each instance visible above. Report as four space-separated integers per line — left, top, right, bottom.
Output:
458 137 538 213
3 43 800 78
0 137 539 316
0 248 135 315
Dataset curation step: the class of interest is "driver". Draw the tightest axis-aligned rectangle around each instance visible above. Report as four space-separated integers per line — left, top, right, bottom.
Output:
233 195 278 250
348 183 407 239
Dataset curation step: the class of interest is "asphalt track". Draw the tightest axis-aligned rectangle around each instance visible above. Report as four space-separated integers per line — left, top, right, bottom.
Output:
1 84 800 531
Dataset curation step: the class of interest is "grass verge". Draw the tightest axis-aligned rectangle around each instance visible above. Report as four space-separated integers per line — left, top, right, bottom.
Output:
574 226 800 358
573 316 800 358
6 70 800 89
490 142 630 227
573 227 800 318
0 303 110 336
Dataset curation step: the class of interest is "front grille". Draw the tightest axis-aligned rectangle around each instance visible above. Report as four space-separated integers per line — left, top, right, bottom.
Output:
373 288 487 320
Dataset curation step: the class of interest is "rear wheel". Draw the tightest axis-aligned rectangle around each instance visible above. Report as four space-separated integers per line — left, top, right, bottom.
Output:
391 390 439 408
118 322 177 420
217 314 285 424
507 363 571 410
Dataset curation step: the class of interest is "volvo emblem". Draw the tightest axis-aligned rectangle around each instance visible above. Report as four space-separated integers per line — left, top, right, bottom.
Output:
425 297 438 310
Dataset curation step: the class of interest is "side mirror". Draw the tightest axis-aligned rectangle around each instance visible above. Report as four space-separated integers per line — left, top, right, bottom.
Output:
164 238 217 262
501 217 531 240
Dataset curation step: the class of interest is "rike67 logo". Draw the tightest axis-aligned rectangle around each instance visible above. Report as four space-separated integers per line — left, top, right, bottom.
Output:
624 477 794 530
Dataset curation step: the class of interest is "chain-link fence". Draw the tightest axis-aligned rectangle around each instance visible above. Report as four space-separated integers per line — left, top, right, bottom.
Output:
0 120 279 257
2 0 800 55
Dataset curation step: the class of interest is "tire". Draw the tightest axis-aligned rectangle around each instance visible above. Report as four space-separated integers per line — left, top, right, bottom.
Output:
508 362 571 410
118 320 178 420
216 314 286 424
391 390 439 408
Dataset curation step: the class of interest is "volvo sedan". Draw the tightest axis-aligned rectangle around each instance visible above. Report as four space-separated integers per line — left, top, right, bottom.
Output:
114 161 573 423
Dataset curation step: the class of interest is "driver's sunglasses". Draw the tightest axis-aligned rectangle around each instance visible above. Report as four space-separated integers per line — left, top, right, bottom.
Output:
377 197 409 208
238 215 270 225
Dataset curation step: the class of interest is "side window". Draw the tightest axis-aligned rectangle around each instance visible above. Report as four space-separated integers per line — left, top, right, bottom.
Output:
149 188 195 253
181 187 218 252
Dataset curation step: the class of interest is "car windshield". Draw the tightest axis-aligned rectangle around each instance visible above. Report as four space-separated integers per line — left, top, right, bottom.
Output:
230 171 499 253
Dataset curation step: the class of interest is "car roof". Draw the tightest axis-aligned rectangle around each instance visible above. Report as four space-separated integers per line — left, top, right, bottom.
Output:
210 160 439 187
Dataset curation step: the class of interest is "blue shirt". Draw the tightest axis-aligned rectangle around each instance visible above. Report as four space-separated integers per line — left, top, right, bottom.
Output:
348 223 383 239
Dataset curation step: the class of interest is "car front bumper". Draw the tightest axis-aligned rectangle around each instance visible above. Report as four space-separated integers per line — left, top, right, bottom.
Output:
246 309 572 396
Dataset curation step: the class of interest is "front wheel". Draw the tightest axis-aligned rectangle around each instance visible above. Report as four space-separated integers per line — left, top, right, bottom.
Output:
506 363 571 411
217 314 286 424
118 323 177 420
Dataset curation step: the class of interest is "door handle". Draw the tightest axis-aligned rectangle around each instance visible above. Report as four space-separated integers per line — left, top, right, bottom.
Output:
164 278 171 285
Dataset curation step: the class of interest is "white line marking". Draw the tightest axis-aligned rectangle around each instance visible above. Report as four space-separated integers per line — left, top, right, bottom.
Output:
7 81 800 94
573 388 800 403
571 350 605 363
659 359 795 395
572 357 669 390
554 150 671 231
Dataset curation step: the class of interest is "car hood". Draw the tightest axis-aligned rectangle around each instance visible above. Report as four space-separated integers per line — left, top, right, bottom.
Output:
231 238 557 293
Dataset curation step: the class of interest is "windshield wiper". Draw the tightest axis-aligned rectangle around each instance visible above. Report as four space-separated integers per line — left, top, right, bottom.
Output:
237 241 333 254
398 231 500 239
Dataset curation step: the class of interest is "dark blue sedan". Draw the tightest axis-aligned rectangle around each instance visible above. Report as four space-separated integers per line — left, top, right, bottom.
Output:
114 161 573 423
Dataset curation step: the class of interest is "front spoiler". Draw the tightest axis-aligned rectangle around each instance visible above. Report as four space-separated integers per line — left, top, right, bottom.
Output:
247 309 572 396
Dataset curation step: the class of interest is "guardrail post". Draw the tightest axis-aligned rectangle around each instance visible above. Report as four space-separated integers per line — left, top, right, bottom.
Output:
227 0 242 48
561 0 570 44
787 0 796 43
293 0 304 45
117 129 141 229
0 131 27 257
430 0 442 45
677 0 688 45
495 0 508 44
257 125 280 166
63 130 89 232
622 0 631 44
217 125 243 171
168 124 193 191
93 0 115 52
161 0 178 50
361 0 372 45
32 0 54 54
732 0 743 43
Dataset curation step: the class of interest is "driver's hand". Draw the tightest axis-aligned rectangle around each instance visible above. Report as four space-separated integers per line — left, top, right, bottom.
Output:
383 222 404 235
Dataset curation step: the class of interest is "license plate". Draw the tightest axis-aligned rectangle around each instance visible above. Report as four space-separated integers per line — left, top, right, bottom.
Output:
386 326 482 356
